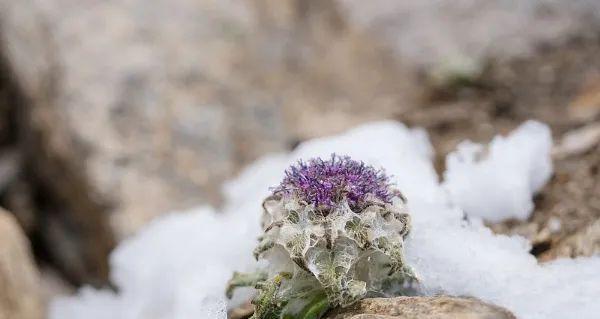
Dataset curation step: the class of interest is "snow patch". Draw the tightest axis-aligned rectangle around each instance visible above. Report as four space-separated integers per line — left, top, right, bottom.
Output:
443 120 552 222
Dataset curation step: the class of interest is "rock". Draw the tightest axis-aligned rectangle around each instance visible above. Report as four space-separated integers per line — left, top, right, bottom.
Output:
337 1 600 72
39 266 74 308
0 56 18 146
0 208 44 319
326 296 516 319
1 0 260 232
228 301 254 319
0 0 287 284
247 0 420 140
0 149 37 233
540 218 600 261
553 122 600 159
0 149 19 194
0 0 416 284
568 77 600 122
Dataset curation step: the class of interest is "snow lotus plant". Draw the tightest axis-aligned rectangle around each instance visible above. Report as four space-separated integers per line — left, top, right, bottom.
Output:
227 155 416 319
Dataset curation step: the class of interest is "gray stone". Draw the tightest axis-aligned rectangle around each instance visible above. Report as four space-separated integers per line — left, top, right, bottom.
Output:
337 0 600 71
0 0 415 283
0 0 287 283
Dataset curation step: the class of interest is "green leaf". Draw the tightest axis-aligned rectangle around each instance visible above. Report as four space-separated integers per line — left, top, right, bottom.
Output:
296 293 330 319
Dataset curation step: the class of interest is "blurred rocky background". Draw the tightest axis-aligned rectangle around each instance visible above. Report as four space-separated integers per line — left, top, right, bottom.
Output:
0 0 600 318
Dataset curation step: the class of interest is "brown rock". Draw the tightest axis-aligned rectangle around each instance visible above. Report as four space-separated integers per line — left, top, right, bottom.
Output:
553 123 600 159
326 296 516 319
228 301 254 319
0 208 43 319
540 218 600 261
568 78 600 122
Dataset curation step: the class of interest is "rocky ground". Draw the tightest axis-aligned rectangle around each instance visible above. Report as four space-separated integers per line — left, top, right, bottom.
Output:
0 0 599 318
407 34 600 260
230 296 518 319
325 296 517 319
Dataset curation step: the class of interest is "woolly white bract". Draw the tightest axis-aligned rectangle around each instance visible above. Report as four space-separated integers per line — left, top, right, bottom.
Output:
50 120 600 319
229 160 415 318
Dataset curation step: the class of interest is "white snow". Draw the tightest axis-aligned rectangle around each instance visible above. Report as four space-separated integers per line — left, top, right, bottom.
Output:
443 120 553 222
51 208 256 319
50 120 600 319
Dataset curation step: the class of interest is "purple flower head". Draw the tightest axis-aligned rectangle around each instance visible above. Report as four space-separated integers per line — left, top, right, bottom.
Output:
273 154 394 212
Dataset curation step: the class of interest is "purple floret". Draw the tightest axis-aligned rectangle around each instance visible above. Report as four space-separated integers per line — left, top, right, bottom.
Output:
273 154 394 211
